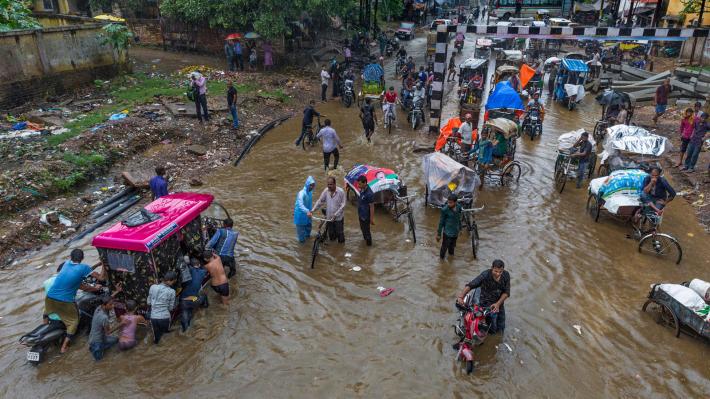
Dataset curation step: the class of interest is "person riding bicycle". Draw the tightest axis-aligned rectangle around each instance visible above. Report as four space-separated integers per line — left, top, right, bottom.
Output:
640 167 675 216
295 100 320 147
381 86 398 125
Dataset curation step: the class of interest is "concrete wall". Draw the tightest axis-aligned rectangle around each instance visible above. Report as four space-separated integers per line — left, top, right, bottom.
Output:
0 24 126 109
127 18 163 45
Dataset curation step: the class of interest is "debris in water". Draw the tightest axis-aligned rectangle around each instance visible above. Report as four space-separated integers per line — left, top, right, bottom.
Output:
573 324 582 335
687 233 694 237
503 343 513 352
344 252 352 258
378 287 395 297
351 266 361 272
405 239 411 243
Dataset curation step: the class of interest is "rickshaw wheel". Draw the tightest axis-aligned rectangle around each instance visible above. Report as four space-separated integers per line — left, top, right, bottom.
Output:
598 164 609 177
588 156 597 179
586 194 601 222
593 121 606 141
407 212 417 243
554 167 566 193
424 186 429 207
646 300 681 338
471 222 479 259
500 162 521 186
638 233 683 265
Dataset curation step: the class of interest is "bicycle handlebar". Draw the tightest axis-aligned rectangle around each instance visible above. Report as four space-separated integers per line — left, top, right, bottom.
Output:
395 193 417 201
462 205 484 213
311 216 333 222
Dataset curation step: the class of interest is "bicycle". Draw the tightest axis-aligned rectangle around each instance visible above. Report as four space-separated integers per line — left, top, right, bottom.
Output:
458 197 483 259
632 209 683 265
310 216 332 269
389 192 418 243
383 103 396 134
301 116 323 151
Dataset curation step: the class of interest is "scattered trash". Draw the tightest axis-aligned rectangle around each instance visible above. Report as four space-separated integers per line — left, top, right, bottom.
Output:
503 343 513 352
161 139 172 145
40 211 72 227
687 232 694 237
573 324 582 335
90 124 106 132
189 178 204 187
0 130 43 140
186 144 208 156
11 122 27 130
351 266 362 272
109 111 129 121
405 239 411 243
378 287 395 297
344 252 352 258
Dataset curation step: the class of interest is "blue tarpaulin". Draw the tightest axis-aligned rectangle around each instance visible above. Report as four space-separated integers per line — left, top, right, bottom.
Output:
485 81 524 111
562 58 589 73
362 64 384 82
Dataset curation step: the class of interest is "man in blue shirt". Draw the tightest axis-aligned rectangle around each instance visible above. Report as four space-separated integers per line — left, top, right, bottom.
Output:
295 100 321 147
179 257 208 332
640 167 675 215
356 175 375 246
45 249 104 353
149 166 169 200
294 176 316 242
233 39 244 71
206 218 239 278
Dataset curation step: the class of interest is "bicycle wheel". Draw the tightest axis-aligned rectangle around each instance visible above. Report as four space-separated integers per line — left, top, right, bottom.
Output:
588 155 597 179
592 121 605 141
586 193 601 222
301 132 308 151
471 221 479 259
554 167 567 193
638 233 683 265
500 162 521 186
388 115 393 134
310 236 320 269
598 163 609 177
553 155 562 175
407 212 417 243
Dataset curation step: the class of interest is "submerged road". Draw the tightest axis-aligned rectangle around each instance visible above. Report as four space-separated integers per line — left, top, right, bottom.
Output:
0 33 708 398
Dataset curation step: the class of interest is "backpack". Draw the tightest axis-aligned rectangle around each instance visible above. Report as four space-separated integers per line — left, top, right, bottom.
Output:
186 83 197 102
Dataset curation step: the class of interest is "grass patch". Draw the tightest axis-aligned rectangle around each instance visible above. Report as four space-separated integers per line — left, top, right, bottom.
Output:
52 171 86 192
62 152 106 168
258 88 290 103
687 65 710 73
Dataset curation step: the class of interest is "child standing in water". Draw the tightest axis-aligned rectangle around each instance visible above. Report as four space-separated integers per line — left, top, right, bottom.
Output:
118 300 147 350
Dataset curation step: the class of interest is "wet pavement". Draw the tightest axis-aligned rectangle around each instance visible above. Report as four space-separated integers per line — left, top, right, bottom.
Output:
1 35 709 398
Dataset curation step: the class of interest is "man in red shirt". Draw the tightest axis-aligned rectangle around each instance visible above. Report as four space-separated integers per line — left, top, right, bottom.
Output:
381 86 399 127
653 78 671 125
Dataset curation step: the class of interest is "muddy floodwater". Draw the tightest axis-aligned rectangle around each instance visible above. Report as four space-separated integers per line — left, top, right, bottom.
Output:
1 41 709 398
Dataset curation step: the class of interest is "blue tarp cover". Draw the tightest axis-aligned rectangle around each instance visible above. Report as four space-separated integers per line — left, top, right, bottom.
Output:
485 81 524 111
562 58 589 72
363 64 384 82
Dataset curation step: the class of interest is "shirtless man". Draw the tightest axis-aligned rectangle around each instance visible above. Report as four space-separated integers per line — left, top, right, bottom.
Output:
203 249 229 304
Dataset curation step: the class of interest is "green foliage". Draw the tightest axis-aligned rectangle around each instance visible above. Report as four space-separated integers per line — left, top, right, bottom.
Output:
52 171 86 192
160 0 359 39
62 152 106 168
0 0 40 31
100 23 134 53
679 0 702 16
380 0 403 20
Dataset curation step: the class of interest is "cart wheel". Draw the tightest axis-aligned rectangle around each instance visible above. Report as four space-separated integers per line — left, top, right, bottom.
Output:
598 163 609 177
638 233 683 265
407 212 417 243
593 121 606 141
310 235 321 269
553 154 562 175
425 186 429 207
471 221 479 259
586 193 601 222
647 300 681 338
500 162 521 186
554 167 567 193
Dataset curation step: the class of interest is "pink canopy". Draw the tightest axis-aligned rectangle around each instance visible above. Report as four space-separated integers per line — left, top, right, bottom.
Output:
92 192 214 253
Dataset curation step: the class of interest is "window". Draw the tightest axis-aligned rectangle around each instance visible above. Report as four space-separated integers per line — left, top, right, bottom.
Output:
107 251 136 273
43 0 53 10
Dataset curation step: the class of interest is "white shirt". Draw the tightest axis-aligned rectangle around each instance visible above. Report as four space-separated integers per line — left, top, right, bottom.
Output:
459 121 474 145
312 187 346 221
321 70 331 85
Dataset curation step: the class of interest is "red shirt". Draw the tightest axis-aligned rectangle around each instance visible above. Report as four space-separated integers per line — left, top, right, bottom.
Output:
384 91 397 103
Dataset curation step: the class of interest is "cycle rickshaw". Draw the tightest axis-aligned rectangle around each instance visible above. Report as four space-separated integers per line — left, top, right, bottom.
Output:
586 169 682 264
554 58 589 110
344 164 417 242
592 89 634 141
473 118 523 187
642 281 710 338
422 152 483 258
358 63 384 107
596 124 670 177
553 129 597 193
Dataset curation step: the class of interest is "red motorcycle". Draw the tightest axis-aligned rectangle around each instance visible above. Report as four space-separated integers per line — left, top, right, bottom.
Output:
453 294 492 374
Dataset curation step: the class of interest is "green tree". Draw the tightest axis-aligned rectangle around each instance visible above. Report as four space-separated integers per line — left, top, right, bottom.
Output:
0 0 40 31
100 23 134 60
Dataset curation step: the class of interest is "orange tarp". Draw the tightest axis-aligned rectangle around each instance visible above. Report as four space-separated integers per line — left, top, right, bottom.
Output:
520 64 536 89
435 117 462 151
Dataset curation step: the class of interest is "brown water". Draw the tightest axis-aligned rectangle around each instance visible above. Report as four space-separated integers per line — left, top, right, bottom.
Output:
1 40 709 399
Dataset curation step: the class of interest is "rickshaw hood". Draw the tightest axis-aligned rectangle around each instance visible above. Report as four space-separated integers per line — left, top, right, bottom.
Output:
91 192 214 253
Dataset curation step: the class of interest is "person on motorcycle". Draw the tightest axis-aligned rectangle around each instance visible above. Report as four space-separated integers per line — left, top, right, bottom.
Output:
412 83 426 109
417 66 428 85
525 92 545 122
295 100 321 147
44 249 105 353
455 32 465 49
381 86 399 124
342 69 355 95
456 259 510 335
402 74 415 109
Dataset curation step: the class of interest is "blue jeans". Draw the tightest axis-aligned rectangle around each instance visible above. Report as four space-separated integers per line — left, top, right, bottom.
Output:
89 336 118 361
684 142 701 170
229 105 239 128
576 160 588 187
296 223 312 243
486 307 506 334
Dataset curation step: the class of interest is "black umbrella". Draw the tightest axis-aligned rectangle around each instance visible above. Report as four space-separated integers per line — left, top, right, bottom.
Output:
596 90 630 106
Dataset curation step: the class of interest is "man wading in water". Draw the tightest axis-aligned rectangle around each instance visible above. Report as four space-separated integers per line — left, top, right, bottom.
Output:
456 259 510 335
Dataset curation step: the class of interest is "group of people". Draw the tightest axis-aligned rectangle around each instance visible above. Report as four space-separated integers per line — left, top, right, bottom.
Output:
42 214 241 361
223 38 273 72
188 72 241 129
676 101 709 173
293 175 375 246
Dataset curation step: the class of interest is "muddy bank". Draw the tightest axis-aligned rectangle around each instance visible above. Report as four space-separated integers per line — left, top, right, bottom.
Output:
0 58 318 266
633 105 710 232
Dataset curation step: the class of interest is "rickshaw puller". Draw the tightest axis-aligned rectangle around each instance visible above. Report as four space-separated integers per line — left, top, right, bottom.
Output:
436 194 462 259
569 132 592 189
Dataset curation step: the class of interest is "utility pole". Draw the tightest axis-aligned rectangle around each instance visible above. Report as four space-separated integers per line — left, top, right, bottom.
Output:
689 0 706 65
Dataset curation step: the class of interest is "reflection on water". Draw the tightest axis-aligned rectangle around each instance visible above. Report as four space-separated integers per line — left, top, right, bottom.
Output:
0 48 708 398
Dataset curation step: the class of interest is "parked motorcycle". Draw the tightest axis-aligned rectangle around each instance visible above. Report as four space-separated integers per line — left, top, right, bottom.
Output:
453 293 492 374
20 287 104 365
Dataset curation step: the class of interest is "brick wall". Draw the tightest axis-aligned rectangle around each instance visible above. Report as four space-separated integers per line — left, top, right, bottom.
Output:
127 18 163 45
0 24 127 109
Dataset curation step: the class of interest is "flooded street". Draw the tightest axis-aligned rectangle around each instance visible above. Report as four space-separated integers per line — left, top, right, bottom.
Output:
1 39 709 398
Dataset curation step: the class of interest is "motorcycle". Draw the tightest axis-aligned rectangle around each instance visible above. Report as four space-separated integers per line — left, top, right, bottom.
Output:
395 56 406 78
523 108 543 140
400 88 413 112
385 37 400 57
453 293 492 374
20 285 105 365
341 80 354 108
409 98 424 129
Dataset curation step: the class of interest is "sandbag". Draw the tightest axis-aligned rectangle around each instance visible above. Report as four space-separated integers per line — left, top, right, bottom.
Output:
689 279 710 302
657 284 706 311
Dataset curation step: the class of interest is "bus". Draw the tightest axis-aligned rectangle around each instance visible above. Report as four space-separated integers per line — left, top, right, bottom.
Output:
489 0 565 21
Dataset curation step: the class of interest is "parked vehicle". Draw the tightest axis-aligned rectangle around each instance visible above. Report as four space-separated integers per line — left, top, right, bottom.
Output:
396 22 416 40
